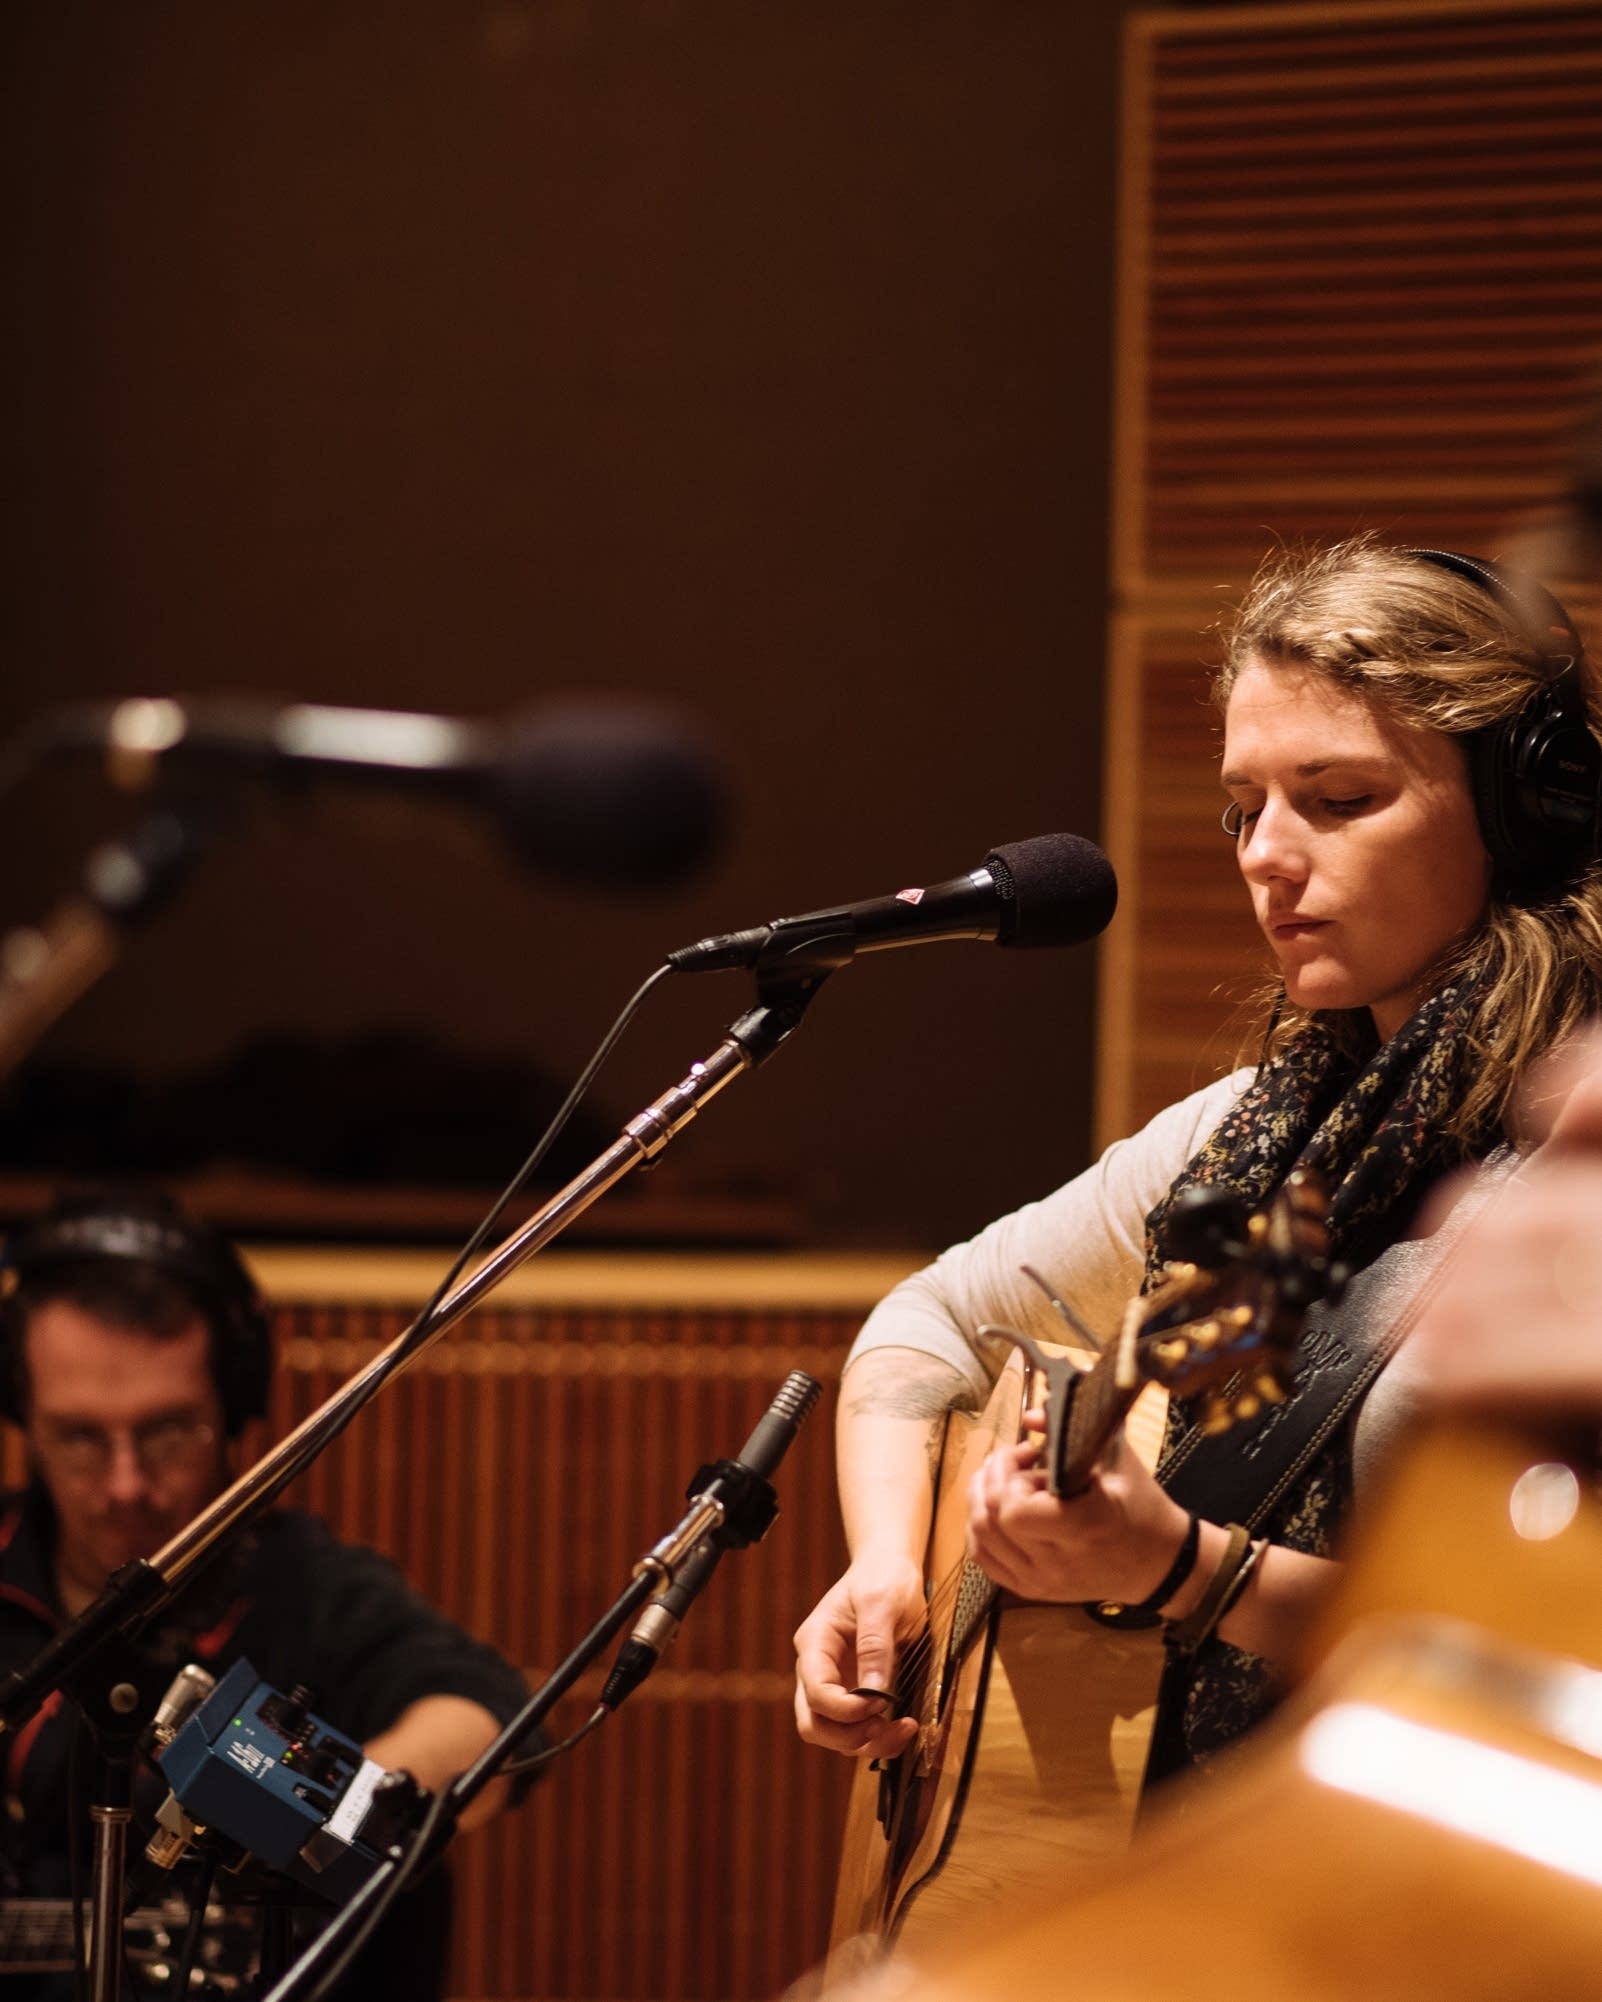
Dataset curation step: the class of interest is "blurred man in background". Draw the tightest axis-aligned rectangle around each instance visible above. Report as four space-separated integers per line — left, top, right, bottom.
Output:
0 1185 530 1999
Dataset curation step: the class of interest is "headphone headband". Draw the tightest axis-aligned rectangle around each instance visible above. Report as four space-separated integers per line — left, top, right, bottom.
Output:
1405 547 1584 674
1404 547 1600 893
0 1192 272 1435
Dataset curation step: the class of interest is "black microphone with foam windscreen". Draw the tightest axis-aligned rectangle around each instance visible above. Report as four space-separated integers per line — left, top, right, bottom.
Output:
24 695 727 893
665 831 1117 975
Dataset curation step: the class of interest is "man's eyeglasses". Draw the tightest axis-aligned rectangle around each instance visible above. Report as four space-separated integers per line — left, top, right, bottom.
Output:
37 1416 219 1479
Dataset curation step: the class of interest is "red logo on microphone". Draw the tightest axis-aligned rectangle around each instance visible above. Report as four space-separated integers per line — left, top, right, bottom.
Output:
895 887 926 905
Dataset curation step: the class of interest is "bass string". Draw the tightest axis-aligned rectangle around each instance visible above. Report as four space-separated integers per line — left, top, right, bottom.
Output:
884 1553 984 1708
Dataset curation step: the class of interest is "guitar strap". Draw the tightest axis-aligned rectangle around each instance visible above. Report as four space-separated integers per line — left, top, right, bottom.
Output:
1134 1168 1509 1794
1123 1280 1424 1800
1155 1162 1500 1529
1156 1298 1407 1532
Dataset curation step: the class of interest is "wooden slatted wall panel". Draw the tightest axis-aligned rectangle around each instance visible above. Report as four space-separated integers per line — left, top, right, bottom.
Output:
1104 0 1602 1145
271 1285 860 2002
1 1254 899 2002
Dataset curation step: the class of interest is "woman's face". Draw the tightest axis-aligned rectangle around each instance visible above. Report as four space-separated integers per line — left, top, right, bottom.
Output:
1221 657 1494 1039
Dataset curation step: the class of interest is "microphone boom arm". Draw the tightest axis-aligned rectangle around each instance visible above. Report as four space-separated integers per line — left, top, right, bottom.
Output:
0 985 824 1737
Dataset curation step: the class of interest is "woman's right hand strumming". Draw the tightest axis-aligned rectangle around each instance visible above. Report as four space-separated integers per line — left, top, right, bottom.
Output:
793 1345 980 1759
793 1551 925 1759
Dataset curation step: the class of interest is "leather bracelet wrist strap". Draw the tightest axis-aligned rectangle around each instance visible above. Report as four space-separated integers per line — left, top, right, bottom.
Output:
1135 1512 1202 1616
1215 1535 1267 1627
1163 1521 1253 1656
1087 1511 1201 1628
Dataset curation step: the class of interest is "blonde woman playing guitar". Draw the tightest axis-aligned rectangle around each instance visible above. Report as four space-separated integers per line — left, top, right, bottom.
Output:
796 537 1602 1965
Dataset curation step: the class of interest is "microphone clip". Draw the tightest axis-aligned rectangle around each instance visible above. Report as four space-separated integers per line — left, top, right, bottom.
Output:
684 1459 780 1548
754 948 840 1011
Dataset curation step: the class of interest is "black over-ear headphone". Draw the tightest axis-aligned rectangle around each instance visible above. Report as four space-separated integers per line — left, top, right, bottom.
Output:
0 1191 272 1436
1406 548 1602 892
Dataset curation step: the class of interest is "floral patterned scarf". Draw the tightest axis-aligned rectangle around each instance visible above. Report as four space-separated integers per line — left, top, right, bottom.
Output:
1142 975 1498 1775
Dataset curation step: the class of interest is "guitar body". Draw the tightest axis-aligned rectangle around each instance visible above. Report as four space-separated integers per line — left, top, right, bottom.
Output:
828 1351 1170 1974
842 1423 1602 2002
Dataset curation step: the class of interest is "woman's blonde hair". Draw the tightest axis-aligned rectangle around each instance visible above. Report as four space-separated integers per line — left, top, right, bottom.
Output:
1218 534 1602 1144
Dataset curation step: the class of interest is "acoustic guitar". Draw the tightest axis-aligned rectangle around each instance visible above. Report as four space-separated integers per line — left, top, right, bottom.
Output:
827 1167 1331 1974
820 1421 1602 2002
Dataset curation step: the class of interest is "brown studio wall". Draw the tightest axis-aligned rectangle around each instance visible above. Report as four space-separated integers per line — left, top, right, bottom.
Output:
0 0 1133 1253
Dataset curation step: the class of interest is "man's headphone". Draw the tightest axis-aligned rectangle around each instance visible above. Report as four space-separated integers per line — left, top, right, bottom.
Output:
1406 547 1602 892
0 1190 272 1436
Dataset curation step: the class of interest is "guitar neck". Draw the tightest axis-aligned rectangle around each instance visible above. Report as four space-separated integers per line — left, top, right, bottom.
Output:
1055 1349 1142 1497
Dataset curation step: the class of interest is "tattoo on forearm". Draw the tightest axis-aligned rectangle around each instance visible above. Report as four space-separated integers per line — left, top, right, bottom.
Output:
844 1370 973 1487
843 1356 980 1492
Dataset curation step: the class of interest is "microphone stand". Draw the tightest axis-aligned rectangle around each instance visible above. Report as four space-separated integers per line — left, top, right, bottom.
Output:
0 800 225 1079
0 975 828 1996
263 1427 796 2002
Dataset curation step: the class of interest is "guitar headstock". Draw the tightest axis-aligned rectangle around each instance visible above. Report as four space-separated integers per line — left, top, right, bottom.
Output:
982 1166 1339 1496
1137 1165 1339 1433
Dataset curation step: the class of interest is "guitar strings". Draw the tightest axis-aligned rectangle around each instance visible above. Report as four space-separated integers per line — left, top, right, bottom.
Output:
876 1570 955 1708
881 1268 1092 1714
882 1554 990 1709
876 1234 1315 1722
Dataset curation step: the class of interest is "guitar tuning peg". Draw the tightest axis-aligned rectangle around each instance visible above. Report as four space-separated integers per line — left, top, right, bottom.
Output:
1201 1396 1235 1436
1255 1370 1288 1406
1159 1185 1251 1267
1232 1389 1262 1422
1153 1336 1192 1369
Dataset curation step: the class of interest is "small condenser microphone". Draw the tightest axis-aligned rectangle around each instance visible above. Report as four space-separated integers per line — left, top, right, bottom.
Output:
600 1372 823 1708
599 1537 724 1710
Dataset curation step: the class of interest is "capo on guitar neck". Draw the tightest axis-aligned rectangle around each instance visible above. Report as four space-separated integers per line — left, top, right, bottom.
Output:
1018 1265 1103 1354
980 1264 1116 1489
974 1321 1079 1494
